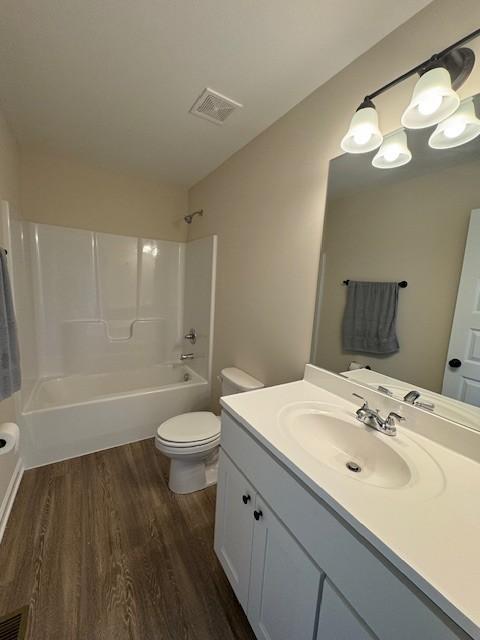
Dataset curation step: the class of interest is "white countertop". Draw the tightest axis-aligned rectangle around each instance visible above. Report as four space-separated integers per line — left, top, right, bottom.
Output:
221 375 480 639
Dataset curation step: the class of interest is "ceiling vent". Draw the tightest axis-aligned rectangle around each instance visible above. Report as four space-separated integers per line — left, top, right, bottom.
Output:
189 88 242 125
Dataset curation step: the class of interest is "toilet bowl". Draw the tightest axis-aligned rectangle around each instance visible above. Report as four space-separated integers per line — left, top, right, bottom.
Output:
156 411 221 494
155 367 263 494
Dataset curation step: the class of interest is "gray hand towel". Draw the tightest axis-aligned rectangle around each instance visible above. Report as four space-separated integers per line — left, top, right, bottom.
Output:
0 249 21 400
342 281 399 355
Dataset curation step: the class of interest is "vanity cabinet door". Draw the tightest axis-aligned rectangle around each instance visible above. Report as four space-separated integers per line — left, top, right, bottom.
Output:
316 580 376 640
247 496 323 640
214 450 255 610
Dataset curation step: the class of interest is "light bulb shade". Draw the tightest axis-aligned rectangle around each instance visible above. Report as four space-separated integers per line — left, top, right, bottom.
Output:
401 67 460 129
341 106 383 153
372 129 411 169
429 97 480 149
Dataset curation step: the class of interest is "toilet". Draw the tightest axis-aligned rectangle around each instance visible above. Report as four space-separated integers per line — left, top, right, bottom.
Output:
155 367 263 494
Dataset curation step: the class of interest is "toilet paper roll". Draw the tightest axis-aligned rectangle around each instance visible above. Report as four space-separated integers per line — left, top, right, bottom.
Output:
349 361 365 371
348 361 372 371
0 422 19 455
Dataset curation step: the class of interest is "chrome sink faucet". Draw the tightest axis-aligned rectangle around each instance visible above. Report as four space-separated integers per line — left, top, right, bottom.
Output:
403 390 420 404
403 389 435 411
353 394 404 436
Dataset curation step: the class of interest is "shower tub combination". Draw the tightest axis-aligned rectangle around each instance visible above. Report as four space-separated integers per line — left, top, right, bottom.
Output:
3 206 217 469
21 364 209 468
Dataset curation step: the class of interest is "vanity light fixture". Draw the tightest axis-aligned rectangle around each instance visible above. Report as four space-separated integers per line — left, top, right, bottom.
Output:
341 28 480 160
429 96 480 149
401 67 460 129
341 99 383 153
372 129 411 169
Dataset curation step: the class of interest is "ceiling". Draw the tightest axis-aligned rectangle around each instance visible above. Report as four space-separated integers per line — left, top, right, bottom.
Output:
0 0 432 186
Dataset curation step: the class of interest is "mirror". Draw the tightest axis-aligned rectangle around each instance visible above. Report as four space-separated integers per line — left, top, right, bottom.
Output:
311 92 480 431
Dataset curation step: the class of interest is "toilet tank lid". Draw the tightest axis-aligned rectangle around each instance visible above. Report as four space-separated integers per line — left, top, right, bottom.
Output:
220 367 264 391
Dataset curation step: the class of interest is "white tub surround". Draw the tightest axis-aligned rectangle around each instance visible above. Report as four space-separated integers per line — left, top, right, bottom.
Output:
216 365 480 640
1 206 217 468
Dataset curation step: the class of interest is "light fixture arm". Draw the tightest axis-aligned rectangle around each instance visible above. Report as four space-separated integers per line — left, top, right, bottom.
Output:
361 27 480 106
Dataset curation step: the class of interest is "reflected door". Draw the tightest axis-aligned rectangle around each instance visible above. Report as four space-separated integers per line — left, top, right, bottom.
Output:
443 209 480 405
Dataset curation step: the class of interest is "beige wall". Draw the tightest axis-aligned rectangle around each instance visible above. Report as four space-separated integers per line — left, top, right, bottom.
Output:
0 109 19 206
314 158 480 392
188 0 480 408
20 147 189 241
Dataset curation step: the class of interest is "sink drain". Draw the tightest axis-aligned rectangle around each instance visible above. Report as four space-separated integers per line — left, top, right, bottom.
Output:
346 461 361 473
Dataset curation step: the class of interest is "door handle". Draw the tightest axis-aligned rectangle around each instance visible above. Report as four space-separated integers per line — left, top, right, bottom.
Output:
253 509 263 521
242 494 251 504
448 358 462 368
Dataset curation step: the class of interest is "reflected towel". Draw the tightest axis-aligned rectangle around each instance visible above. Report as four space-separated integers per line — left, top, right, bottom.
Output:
342 281 399 355
0 249 21 400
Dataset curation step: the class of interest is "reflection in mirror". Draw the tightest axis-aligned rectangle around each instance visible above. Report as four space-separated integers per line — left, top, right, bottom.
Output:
311 93 480 431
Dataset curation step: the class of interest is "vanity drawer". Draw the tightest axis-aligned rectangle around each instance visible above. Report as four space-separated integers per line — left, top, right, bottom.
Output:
221 410 471 640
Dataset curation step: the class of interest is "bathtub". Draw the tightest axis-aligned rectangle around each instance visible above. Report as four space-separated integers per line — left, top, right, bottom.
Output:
20 364 210 468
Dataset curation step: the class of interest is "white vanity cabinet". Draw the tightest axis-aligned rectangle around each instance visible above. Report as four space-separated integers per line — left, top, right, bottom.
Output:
215 451 322 640
215 410 472 640
214 450 255 607
248 495 323 640
316 580 376 640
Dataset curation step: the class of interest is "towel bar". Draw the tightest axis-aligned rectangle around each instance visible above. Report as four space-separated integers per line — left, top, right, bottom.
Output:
342 280 407 288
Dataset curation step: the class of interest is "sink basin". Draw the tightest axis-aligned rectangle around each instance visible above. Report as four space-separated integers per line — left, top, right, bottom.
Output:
278 402 444 493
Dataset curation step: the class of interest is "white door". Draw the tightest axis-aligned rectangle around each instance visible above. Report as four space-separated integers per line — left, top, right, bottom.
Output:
247 495 322 640
316 580 376 640
443 209 480 405
214 450 255 610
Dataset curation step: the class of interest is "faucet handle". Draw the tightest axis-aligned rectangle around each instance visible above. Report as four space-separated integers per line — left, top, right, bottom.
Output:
184 328 197 344
352 392 366 401
386 411 405 426
377 385 393 396
352 393 369 412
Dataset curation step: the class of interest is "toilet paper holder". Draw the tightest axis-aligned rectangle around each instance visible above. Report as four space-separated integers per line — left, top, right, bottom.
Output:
0 423 20 455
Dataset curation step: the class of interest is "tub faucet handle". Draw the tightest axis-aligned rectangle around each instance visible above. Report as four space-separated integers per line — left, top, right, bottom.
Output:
184 329 197 344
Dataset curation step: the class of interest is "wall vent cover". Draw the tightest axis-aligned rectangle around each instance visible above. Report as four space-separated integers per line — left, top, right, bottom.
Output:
189 88 242 124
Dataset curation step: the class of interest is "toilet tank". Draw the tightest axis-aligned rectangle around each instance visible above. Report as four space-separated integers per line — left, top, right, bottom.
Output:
220 367 264 396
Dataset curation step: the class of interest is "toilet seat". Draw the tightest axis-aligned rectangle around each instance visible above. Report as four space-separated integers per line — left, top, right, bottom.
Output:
156 411 220 448
155 436 220 457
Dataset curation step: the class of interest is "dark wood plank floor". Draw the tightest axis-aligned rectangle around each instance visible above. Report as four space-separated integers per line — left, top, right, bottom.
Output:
0 440 255 640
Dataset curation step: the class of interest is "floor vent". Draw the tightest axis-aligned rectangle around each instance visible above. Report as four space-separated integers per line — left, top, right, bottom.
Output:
189 88 242 124
0 606 29 640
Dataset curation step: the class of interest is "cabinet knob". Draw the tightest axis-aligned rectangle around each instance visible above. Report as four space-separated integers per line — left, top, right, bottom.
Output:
242 494 251 504
448 358 462 368
253 509 263 521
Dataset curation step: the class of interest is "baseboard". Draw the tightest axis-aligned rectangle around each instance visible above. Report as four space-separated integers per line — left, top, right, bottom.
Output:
0 458 24 543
